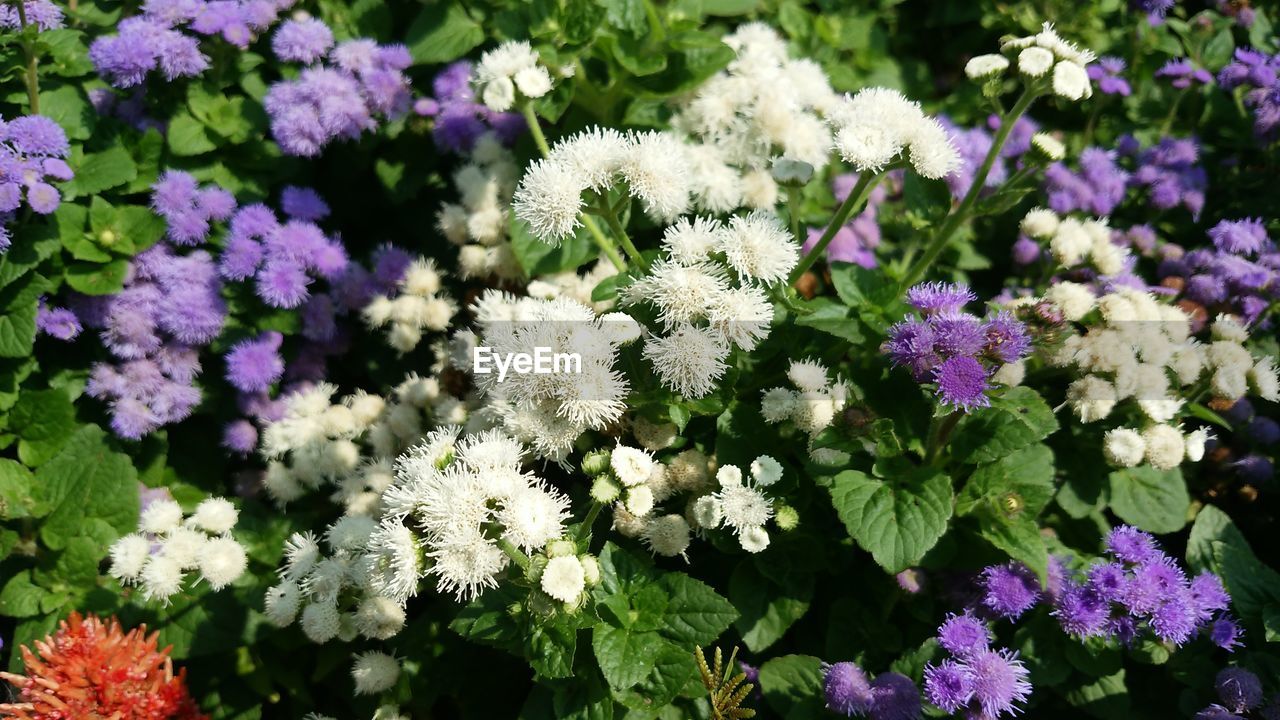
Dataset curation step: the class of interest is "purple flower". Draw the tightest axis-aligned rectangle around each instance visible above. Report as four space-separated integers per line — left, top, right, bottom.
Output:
1088 57 1131 96
3 115 70 157
222 419 258 455
225 331 284 393
1216 667 1263 713
36 300 81 340
1209 219 1269 256
1052 582 1111 637
257 260 311 308
89 17 210 88
868 672 920 720
1044 148 1129 215
980 563 1040 619
824 661 874 716
281 185 330 221
1247 417 1280 445
934 356 990 411
272 17 334 64
906 282 975 316
937 612 990 657
1105 525 1160 564
423 60 526 154
982 312 1031 364
1209 617 1243 651
1125 136 1207 219
1233 454 1274 484
923 660 972 713
1131 0 1176 23
25 182 59 214
1157 58 1214 89
895 569 926 594
965 649 1031 719
0 0 64 30
940 116 1004 200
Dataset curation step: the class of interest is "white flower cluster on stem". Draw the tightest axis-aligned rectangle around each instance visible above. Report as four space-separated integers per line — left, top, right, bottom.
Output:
362 257 458 353
760 359 852 464
436 134 524 279
473 40 553 112
109 497 248 603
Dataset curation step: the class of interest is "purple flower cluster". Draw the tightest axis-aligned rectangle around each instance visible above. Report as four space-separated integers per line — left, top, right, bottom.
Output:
822 661 921 719
1157 58 1214 89
1218 49 1280 142
36 298 81 341
151 170 236 244
0 0 63 30
924 614 1032 719
940 117 1004 200
90 0 297 87
1118 135 1207 219
1158 218 1278 325
1043 148 1130 215
1197 667 1279 719
1049 526 1238 648
884 283 1032 411
1131 0 1176 23
1087 57 1132 96
0 114 73 251
264 32 413 157
417 61 526 154
802 172 891 267
81 243 226 439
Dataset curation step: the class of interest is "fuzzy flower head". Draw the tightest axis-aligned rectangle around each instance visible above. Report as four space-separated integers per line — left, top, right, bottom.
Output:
827 87 960 179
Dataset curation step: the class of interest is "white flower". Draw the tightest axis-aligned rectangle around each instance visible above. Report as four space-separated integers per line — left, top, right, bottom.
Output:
965 54 1010 79
140 498 183 535
161 527 207 569
904 116 962 179
1103 428 1146 467
621 258 731 328
497 486 569 551
643 324 729 399
282 531 321 581
1142 424 1184 470
356 595 407 639
713 480 773 533
365 522 423 604
264 580 302 626
691 495 722 528
1184 427 1212 462
1044 281 1095 322
551 126 629 192
611 446 656 487
718 210 798 284
749 455 784 486
1017 47 1054 77
992 359 1026 387
739 525 771 553
642 514 692 558
1067 375 1117 422
481 75 515 111
599 312 643 344
1250 358 1279 401
108 533 151 584
541 555 586 603
326 515 378 551
1049 218 1093 267
1052 61 1092 101
141 555 184 602
740 168 779 209
1030 132 1065 161
428 530 507 601
662 216 722 264
1020 207 1059 239
301 600 342 643
787 360 829 393
760 387 799 423
513 65 552 98
1210 314 1250 343
624 485 655 517
352 652 401 695
621 131 692 221
188 497 238 534
1211 368 1248 401
512 158 585 243
199 536 248 590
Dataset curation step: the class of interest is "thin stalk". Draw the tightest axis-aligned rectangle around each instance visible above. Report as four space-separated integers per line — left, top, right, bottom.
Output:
899 88 1038 289
576 501 603 542
495 537 531 573
596 196 648 271
520 102 627 271
788 171 881 286
14 0 40 113
924 411 964 466
784 185 805 249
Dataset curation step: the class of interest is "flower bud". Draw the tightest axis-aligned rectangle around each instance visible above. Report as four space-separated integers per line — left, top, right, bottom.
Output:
590 474 622 504
581 450 611 477
774 504 800 531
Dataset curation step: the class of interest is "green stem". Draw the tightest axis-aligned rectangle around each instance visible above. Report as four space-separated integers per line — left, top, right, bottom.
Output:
520 102 627 271
787 171 882 286
900 88 1039 290
924 411 964 466
1159 89 1188 136
496 537 531 572
785 185 805 249
14 0 40 114
576 501 603 542
596 196 648 271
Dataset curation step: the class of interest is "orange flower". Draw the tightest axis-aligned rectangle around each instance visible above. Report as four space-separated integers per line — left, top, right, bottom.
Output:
0 612 206 720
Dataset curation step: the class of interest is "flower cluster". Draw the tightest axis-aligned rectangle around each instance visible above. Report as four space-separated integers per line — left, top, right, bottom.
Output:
669 23 839 212
885 282 1032 411
1088 56 1132 96
108 495 248 602
418 60 524 154
1050 526 1238 648
1158 218 1279 326
826 87 960 179
621 213 798 397
473 40 555 112
0 0 63 30
362 257 457 352
1197 667 1280 719
436 134 524 279
1040 284 1275 468
1016 208 1134 278
1119 135 1207 218
923 614 1032 719
1042 147 1129 215
969 22 1095 101
802 172 890 267
1217 48 1280 142
0 114 73 250
513 126 692 242
760 359 852 464
1157 58 1214 89
265 30 412 156
822 661 921 719
0 613 206 720
701 456 784 553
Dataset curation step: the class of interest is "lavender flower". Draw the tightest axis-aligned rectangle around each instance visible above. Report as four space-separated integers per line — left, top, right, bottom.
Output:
225 331 284 393
271 17 333 64
925 642 1030 718
423 60 526 154
36 299 81 340
824 661 874 716
222 419 259 455
1157 58 1214 89
1158 219 1277 325
937 612 991 657
980 563 1040 619
1217 48 1280 142
1087 57 1132 96
939 117 1006 200
1131 0 1176 23
0 114 74 244
0 0 64 30
89 17 209 87
868 673 920 720
1043 148 1129 215
802 173 889 267
1123 136 1206 219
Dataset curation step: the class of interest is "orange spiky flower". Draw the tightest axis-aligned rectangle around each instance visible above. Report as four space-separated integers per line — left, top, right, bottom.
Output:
0 612 207 720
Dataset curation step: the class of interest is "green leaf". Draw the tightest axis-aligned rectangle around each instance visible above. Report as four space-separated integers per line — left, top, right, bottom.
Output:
525 615 583 680
658 571 737 646
1062 669 1130 720
405 2 484 64
0 273 47 358
36 424 139 550
167 112 217 157
10 388 77 467
0 571 48 618
794 296 865 344
1187 505 1280 622
66 145 138 196
758 654 825 719
65 259 129 296
977 514 1048 584
593 623 666 690
0 458 37 519
828 467 953 574
950 387 1058 465
510 216 595 277
1108 466 1189 534
730 561 812 652
957 443 1055 518
829 262 897 309
37 84 94 141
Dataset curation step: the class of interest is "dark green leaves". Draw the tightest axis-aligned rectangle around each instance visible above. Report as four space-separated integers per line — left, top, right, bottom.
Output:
1108 466 1189 534
35 424 139 550
66 145 138 197
949 387 1058 465
958 443 1055 579
828 466 953 574
758 654 826 719
405 2 484 65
